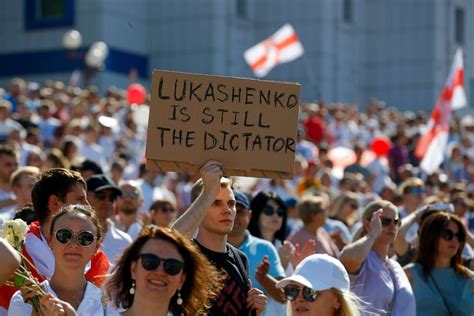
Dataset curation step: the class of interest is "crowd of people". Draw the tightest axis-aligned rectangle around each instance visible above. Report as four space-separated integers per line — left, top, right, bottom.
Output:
0 77 473 315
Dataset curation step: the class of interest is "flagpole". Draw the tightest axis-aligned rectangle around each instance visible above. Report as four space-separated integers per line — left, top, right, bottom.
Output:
302 54 318 101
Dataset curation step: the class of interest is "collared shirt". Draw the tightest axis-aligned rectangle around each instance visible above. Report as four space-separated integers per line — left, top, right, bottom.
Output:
101 219 132 264
9 281 104 316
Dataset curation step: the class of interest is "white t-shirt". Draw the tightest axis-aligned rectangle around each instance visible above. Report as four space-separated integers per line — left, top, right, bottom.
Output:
101 220 132 264
8 281 105 316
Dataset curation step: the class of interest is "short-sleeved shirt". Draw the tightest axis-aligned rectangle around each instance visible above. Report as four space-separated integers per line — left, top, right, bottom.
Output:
195 240 250 316
350 251 416 316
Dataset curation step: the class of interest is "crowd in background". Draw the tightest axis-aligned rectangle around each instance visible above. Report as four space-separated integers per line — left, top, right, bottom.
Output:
0 76 473 315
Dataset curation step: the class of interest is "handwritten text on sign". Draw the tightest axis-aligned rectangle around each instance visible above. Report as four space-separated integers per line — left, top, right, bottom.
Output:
146 70 301 179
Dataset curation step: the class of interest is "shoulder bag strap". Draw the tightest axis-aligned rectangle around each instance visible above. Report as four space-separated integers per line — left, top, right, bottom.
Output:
429 274 454 316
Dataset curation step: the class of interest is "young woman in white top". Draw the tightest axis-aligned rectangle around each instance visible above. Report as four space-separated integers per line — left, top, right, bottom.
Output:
9 204 106 315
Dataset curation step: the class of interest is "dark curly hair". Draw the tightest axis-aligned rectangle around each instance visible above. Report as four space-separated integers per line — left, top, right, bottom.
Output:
104 225 224 315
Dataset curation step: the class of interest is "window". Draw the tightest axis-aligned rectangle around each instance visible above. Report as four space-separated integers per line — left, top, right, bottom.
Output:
455 8 465 45
24 0 74 30
343 0 353 23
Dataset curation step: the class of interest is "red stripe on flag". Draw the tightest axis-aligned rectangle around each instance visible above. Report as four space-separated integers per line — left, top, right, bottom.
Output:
455 69 464 86
251 55 268 71
275 33 300 50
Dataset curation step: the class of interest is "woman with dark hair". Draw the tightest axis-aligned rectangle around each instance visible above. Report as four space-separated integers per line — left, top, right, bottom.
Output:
9 204 106 315
404 212 474 316
248 191 288 247
104 225 224 316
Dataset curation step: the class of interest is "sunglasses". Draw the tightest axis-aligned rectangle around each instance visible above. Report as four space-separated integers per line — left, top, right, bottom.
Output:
55 228 97 247
138 253 184 276
121 191 140 199
262 205 285 217
283 284 318 302
94 191 118 202
411 187 426 195
441 229 464 241
158 206 175 213
380 217 401 227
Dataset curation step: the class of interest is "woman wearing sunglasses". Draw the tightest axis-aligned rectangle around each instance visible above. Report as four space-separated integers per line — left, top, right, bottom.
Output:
149 199 177 228
276 254 360 316
9 204 106 315
340 200 416 316
248 191 288 248
104 225 223 316
404 212 474 316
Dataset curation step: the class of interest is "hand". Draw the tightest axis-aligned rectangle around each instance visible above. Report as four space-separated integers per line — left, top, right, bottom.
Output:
21 278 43 305
246 287 267 315
139 211 152 226
292 239 315 268
200 160 223 199
278 240 295 268
330 231 347 249
369 209 383 239
40 294 77 316
255 256 270 283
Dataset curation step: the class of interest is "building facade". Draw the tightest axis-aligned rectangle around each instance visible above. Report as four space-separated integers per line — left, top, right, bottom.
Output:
0 0 472 111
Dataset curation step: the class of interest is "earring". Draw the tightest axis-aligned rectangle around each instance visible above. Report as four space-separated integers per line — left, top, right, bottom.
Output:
176 291 183 305
129 281 136 295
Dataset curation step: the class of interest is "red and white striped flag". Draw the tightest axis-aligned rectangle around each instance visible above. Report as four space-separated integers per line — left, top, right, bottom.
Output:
415 48 467 174
244 24 304 78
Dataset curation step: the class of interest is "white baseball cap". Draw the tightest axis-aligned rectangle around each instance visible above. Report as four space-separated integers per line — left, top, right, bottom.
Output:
276 254 350 291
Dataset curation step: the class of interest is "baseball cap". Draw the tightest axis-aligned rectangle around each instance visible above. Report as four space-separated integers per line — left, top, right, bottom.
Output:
233 190 250 209
285 196 298 208
276 254 350 292
86 174 122 196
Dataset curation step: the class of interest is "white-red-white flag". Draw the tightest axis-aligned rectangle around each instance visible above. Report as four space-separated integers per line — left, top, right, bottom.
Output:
415 48 467 174
244 24 304 78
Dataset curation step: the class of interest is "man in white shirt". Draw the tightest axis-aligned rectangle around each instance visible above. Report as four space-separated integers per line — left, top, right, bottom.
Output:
115 180 143 239
86 175 132 264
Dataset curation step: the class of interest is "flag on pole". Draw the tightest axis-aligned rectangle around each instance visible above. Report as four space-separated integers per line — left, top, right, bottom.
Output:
244 24 304 78
415 48 467 174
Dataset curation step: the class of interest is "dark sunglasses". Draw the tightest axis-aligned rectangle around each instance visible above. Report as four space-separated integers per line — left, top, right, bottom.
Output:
138 253 184 276
159 206 175 213
55 228 97 247
441 229 464 241
262 205 285 217
411 187 426 195
94 191 118 202
380 217 401 227
283 284 318 302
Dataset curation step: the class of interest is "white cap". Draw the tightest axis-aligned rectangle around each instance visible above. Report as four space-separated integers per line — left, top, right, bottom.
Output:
276 254 350 292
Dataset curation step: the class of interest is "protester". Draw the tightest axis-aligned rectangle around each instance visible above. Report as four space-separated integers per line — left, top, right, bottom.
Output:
288 195 339 258
340 200 416 315
8 205 106 315
0 168 110 314
86 174 132 263
276 254 361 316
149 199 177 228
115 180 144 239
248 191 288 248
105 225 224 315
228 189 286 315
0 238 20 286
404 212 474 315
172 160 267 315
0 144 19 213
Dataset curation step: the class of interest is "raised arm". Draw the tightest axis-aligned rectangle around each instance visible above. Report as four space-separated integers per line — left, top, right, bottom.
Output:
339 210 382 274
394 208 422 256
0 237 20 286
171 160 222 238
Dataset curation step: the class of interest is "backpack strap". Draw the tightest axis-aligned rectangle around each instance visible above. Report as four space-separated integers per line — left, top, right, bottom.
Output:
228 244 251 291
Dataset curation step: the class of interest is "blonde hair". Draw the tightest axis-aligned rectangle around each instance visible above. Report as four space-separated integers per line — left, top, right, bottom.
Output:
352 200 397 241
298 196 326 225
329 191 359 218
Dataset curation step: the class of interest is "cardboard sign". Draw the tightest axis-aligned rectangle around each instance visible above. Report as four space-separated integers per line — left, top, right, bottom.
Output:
145 70 301 179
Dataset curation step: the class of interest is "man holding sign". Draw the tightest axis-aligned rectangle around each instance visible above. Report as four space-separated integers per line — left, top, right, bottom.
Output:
173 160 267 315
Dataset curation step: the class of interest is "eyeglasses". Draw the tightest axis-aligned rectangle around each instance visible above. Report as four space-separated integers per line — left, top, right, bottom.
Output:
94 191 118 202
54 228 97 247
138 253 184 276
262 205 285 217
441 229 464 241
121 191 140 199
380 217 401 227
283 284 318 302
